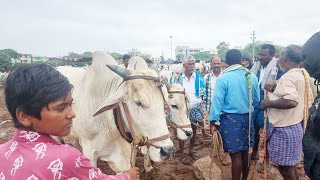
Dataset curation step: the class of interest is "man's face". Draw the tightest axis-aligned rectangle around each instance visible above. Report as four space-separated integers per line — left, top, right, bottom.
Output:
29 92 76 137
211 57 222 73
123 59 129 68
258 49 274 67
183 59 195 75
241 58 250 68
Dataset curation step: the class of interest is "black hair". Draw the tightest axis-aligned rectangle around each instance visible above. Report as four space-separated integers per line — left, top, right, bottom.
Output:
261 44 276 55
122 54 131 61
283 45 302 64
225 49 242 66
4 63 73 128
145 59 153 64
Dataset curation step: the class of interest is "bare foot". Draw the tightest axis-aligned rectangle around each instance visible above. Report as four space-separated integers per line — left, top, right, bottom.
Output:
222 154 231 166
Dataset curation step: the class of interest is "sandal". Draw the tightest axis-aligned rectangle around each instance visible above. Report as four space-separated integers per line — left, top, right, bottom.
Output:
188 152 200 160
174 150 183 157
179 156 192 165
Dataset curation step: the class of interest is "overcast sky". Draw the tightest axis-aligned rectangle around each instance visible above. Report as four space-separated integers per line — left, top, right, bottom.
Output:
0 0 319 58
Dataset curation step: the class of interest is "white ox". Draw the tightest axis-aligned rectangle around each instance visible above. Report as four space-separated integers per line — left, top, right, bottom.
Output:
128 57 192 140
58 51 173 173
128 57 192 172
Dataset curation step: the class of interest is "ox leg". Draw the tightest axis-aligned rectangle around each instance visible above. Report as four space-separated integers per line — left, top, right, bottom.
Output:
141 146 154 172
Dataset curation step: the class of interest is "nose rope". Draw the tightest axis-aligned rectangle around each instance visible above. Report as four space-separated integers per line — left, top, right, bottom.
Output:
120 75 173 167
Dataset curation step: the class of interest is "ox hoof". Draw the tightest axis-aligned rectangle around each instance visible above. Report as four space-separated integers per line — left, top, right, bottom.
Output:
145 166 154 173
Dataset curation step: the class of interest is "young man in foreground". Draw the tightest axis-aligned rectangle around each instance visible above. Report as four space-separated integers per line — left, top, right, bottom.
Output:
0 64 139 180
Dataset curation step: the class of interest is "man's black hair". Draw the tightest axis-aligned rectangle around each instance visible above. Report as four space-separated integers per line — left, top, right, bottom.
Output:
4 63 73 128
261 44 276 55
225 49 242 66
145 59 153 64
122 54 131 61
283 45 302 64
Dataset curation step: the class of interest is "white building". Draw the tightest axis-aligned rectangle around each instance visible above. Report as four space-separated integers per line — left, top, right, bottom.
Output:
175 46 204 57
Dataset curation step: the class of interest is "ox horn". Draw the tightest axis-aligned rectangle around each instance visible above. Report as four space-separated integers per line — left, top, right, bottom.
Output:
162 77 171 90
106 65 131 79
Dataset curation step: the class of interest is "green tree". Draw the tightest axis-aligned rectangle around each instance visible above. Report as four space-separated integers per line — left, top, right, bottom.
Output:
216 42 229 60
82 51 92 58
110 52 121 61
192 52 211 61
176 54 184 61
0 49 20 59
0 49 20 71
66 52 82 58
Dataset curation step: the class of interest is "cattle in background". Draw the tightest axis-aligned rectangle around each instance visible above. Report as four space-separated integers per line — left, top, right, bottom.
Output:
58 51 173 173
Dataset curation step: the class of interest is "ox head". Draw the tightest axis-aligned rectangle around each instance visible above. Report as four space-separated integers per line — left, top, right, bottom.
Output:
163 79 193 140
94 66 174 162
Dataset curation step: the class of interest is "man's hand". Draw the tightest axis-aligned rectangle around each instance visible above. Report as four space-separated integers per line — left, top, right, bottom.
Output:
210 122 216 135
264 81 277 92
260 99 270 109
124 167 140 180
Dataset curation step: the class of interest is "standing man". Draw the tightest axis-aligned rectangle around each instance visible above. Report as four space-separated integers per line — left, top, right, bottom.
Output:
204 56 231 166
261 45 313 179
209 49 260 180
176 55 207 164
122 54 131 68
250 44 283 159
204 56 222 112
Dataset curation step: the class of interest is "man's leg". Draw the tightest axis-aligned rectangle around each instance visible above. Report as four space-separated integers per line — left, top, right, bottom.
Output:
240 150 250 180
278 165 298 180
189 124 197 153
198 121 211 137
230 152 243 180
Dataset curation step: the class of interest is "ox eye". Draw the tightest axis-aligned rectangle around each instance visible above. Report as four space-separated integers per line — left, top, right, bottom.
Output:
135 101 143 107
171 105 178 109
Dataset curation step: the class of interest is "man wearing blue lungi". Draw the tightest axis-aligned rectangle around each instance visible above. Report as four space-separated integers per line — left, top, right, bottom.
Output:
209 49 260 180
261 45 313 179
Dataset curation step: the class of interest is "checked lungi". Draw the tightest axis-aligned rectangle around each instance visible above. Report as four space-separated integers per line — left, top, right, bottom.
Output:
189 103 204 123
220 113 254 153
267 122 303 166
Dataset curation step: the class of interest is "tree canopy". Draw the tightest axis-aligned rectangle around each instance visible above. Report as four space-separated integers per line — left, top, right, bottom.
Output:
0 49 20 71
216 42 229 60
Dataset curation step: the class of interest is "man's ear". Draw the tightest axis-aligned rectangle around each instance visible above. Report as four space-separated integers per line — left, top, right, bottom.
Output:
16 108 33 128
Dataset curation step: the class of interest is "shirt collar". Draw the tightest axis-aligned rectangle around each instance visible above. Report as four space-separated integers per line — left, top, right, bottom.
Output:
182 71 196 78
13 129 61 144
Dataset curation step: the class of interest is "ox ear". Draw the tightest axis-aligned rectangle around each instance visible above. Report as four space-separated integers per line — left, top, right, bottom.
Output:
93 85 125 117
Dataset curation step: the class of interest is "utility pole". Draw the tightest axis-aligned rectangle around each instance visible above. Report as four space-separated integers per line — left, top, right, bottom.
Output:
250 30 256 61
169 35 173 60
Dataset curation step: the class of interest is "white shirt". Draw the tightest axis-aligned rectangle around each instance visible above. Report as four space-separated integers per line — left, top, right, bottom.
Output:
204 73 219 95
259 66 265 86
182 72 202 108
